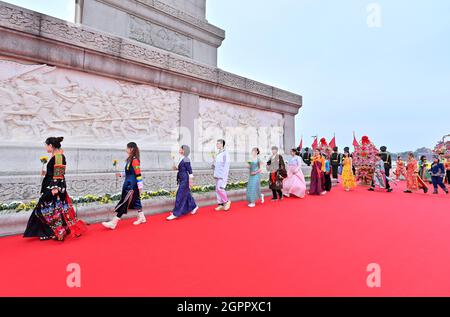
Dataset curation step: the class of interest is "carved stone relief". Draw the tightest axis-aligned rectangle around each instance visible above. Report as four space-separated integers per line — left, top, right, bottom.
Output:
199 98 285 154
0 59 180 146
129 16 193 58
0 2 301 107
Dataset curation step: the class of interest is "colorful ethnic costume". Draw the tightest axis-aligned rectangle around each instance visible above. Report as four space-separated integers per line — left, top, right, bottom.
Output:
394 159 407 180
309 154 326 195
445 160 450 185
372 159 388 189
267 153 287 200
282 155 306 198
323 158 332 192
372 147 392 191
246 158 263 204
24 153 86 241
341 157 356 190
114 156 143 217
172 147 198 217
405 158 428 193
418 160 432 184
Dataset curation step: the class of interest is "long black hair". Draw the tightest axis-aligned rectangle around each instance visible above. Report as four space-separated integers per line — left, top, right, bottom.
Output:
251 147 260 155
45 137 64 149
127 142 140 161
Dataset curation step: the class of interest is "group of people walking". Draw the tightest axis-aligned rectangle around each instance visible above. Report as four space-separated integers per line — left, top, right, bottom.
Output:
23 137 448 242
396 153 449 195
302 146 355 193
24 138 234 241
304 145 449 195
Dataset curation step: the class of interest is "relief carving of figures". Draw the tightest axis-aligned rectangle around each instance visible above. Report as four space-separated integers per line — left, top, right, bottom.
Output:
199 98 285 153
0 60 181 146
129 16 193 58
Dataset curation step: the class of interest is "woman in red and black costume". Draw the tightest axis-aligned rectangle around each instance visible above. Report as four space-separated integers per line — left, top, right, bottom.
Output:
23 137 87 241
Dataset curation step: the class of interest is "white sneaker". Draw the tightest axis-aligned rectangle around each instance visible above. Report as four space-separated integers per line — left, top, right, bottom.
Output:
166 213 178 221
321 191 327 195
191 206 199 215
260 194 265 204
224 201 231 211
102 216 120 230
284 193 290 198
248 203 256 208
133 212 146 225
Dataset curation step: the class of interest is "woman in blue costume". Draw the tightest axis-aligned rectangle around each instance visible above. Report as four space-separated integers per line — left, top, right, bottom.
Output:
246 147 264 208
102 142 145 229
167 145 199 220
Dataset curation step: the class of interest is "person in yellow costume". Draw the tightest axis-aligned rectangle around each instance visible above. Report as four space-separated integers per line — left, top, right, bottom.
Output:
341 152 356 191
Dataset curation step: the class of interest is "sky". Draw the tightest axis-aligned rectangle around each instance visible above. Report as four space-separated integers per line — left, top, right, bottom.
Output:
4 0 450 152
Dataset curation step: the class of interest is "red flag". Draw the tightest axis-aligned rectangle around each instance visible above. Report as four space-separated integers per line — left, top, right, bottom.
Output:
298 137 303 152
352 132 359 147
329 135 336 149
312 136 318 150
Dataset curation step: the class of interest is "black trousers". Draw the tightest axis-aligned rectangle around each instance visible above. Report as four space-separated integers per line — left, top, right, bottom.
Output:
272 189 283 199
384 167 391 189
324 173 332 191
446 170 450 185
331 163 339 179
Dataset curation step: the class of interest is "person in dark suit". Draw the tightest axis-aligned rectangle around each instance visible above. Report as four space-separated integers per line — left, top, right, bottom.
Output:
330 147 342 181
302 147 312 166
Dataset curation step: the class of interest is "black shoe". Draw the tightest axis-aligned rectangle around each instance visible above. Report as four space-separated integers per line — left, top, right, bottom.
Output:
423 187 429 194
387 188 393 193
271 198 278 201
368 188 374 191
404 190 412 193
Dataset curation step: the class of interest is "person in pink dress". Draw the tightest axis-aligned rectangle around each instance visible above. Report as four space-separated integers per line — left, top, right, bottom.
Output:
282 148 307 198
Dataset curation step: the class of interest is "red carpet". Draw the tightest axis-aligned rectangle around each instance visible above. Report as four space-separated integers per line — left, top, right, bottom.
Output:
0 181 449 297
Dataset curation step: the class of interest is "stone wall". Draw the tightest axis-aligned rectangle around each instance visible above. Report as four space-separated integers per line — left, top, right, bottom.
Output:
0 1 302 204
78 0 224 66
0 168 260 203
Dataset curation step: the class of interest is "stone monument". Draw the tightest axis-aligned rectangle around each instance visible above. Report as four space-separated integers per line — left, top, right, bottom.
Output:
0 0 302 203
77 0 223 66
